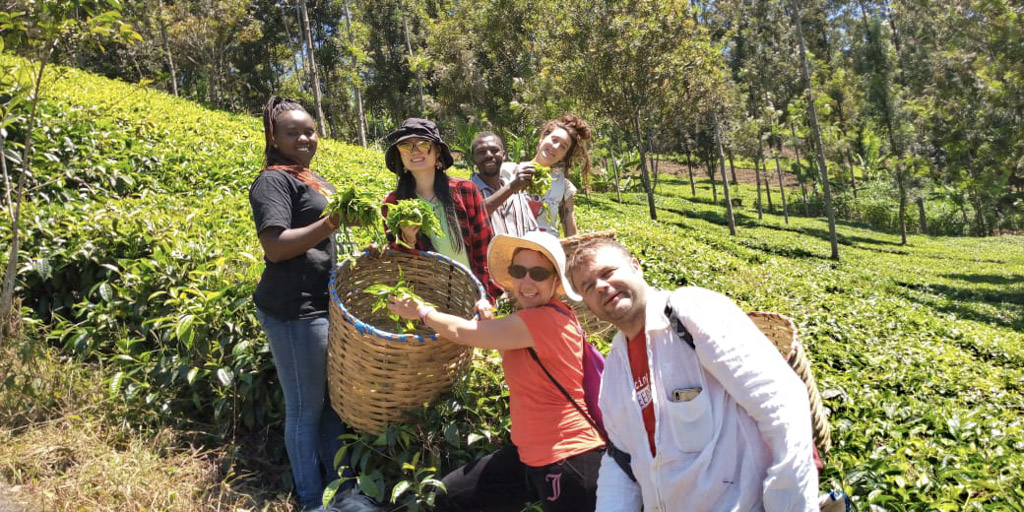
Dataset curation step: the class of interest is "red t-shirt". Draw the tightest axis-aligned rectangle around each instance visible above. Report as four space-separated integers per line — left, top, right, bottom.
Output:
501 301 605 466
628 326 657 457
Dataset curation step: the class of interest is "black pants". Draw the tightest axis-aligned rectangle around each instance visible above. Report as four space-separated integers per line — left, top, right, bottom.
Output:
433 445 604 512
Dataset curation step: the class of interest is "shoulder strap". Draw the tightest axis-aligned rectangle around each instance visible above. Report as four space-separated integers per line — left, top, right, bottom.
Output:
526 347 637 482
526 347 601 439
664 304 695 350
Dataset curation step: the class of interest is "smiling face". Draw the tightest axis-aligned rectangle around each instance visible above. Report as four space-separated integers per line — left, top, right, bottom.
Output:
398 137 438 175
273 110 318 167
511 249 559 309
570 245 647 330
535 127 572 167
472 135 505 177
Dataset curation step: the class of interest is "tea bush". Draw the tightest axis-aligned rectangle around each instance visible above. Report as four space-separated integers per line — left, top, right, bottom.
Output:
3 55 1023 509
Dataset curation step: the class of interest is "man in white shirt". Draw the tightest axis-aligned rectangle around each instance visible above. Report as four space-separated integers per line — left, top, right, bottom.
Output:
566 238 819 512
468 132 538 237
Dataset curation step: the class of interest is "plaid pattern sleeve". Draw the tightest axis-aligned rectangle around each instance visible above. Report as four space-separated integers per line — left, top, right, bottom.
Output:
450 178 503 300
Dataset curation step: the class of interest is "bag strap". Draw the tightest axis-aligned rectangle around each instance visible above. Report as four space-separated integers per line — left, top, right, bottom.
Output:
664 304 695 350
526 347 603 440
526 347 636 482
525 303 637 481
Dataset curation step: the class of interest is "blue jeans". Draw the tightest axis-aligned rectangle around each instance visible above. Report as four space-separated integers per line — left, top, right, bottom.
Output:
256 307 353 508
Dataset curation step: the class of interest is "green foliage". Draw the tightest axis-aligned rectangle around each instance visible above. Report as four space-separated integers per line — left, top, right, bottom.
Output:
385 198 444 249
363 279 426 333
525 163 551 197
6 57 1024 510
323 186 387 248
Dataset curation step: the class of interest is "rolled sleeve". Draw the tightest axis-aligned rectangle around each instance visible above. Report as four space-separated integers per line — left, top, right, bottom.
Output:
596 452 643 512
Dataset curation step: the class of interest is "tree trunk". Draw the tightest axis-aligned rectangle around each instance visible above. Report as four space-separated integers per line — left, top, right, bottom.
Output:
635 116 657 220
762 137 774 211
917 196 927 234
686 150 696 196
790 121 803 199
282 6 307 93
156 0 178 96
714 111 737 235
299 0 329 137
342 0 367 147
846 148 857 197
897 168 908 244
772 128 790 224
649 138 661 192
793 0 839 259
1 46 54 338
401 0 426 114
708 152 719 204
609 148 622 203
754 142 764 220
727 148 738 185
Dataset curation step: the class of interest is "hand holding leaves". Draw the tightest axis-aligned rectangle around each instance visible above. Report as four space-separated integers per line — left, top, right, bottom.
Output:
525 162 552 197
364 280 430 333
386 198 444 248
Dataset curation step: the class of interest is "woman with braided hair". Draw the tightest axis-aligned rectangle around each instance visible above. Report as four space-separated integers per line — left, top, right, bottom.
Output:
522 114 593 237
248 96 377 512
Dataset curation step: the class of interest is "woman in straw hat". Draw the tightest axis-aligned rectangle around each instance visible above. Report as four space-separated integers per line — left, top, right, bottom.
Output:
382 118 502 303
388 231 605 512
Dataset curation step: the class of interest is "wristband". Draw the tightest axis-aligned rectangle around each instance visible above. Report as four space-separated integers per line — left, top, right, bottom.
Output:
324 215 339 230
417 304 437 322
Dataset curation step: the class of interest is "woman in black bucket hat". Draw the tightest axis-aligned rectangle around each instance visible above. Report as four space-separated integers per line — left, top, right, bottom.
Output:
382 118 503 304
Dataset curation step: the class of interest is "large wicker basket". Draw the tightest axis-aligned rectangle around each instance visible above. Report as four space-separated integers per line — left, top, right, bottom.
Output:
327 250 485 435
560 230 619 340
747 311 832 457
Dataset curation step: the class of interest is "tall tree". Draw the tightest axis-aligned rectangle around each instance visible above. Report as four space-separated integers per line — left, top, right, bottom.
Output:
792 0 839 258
0 0 139 337
551 0 721 222
298 0 328 137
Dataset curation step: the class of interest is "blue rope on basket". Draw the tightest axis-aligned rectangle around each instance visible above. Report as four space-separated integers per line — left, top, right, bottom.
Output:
326 248 486 434
329 248 486 343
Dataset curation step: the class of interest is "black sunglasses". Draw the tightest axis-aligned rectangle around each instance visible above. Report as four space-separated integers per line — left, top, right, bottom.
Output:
508 264 554 281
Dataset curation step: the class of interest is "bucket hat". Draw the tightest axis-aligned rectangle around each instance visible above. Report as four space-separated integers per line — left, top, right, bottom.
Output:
487 231 581 301
384 118 454 174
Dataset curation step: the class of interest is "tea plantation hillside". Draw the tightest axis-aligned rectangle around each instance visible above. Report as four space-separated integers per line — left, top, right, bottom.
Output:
2 56 1023 510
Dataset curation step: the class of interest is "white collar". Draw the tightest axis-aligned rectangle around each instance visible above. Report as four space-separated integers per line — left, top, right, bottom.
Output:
612 286 670 350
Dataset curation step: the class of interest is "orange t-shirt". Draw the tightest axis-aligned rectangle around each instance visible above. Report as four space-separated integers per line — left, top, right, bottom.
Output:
628 326 657 457
501 301 605 466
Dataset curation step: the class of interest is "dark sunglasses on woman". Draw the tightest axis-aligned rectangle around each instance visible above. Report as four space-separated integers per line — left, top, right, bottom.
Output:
508 264 553 281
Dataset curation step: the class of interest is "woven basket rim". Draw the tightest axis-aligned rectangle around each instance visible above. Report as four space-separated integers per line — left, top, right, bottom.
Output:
329 249 486 343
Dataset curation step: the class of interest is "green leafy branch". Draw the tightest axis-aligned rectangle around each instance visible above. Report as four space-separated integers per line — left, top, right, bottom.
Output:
364 278 430 334
386 198 444 249
322 186 387 249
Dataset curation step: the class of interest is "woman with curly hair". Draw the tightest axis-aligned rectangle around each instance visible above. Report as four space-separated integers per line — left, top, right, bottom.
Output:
523 114 592 237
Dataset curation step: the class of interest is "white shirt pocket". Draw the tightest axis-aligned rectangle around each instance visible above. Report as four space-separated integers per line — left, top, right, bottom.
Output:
664 385 714 452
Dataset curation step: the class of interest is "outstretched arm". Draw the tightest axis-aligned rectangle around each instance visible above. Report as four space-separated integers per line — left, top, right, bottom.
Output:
388 296 532 350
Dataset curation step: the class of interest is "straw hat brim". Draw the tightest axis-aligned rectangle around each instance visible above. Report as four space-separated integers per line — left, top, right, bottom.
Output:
487 232 581 302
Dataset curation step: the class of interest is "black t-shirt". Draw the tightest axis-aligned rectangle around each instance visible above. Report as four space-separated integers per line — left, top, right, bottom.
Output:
249 170 336 320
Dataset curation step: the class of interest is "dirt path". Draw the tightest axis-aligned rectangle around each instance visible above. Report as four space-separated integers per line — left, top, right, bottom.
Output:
652 158 804 188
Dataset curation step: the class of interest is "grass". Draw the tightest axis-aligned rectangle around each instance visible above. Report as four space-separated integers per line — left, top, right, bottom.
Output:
1 54 1023 510
0 332 294 511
